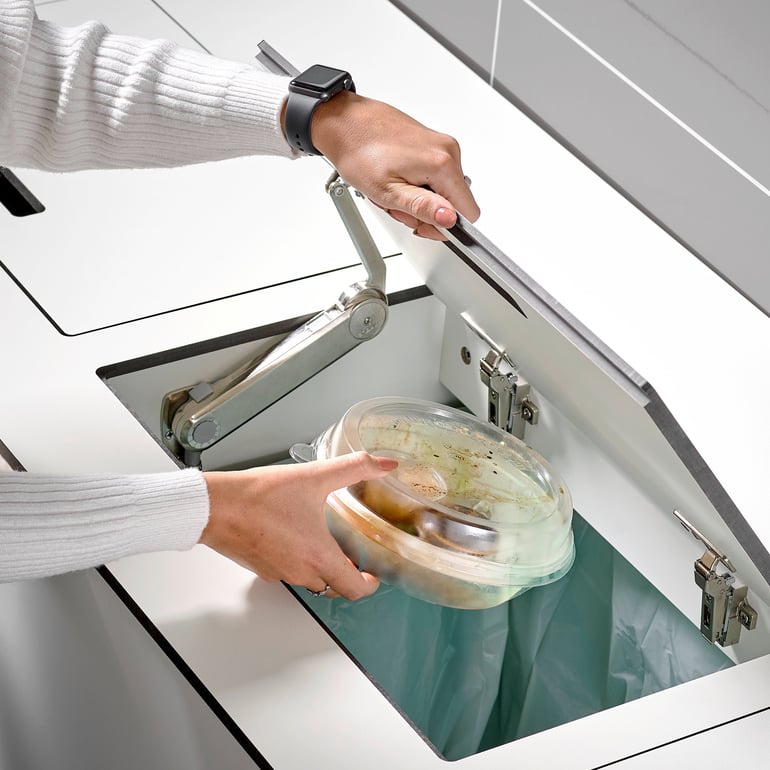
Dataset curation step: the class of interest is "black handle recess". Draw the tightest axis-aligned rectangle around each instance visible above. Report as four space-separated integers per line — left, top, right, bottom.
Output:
0 167 45 217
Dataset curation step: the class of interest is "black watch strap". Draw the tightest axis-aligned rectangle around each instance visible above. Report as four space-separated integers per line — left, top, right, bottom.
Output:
285 66 355 156
285 90 325 156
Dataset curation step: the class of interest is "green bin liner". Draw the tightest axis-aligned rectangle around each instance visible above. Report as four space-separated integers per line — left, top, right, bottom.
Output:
300 513 731 760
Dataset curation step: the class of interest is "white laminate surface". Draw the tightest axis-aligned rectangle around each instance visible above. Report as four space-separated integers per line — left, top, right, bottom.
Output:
3 1 399 334
612 708 770 768
1 1 769 768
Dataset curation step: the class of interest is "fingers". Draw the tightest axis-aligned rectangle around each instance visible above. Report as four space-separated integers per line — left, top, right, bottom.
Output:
386 208 449 241
307 538 380 600
202 460 387 602
300 452 394 600
429 163 481 225
386 174 479 241
313 451 398 497
309 563 380 602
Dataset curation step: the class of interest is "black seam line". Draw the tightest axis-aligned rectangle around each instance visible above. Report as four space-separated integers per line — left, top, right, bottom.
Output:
148 0 213 54
443 239 528 319
283 583 446 760
95 284 431 380
0 260 64 334
1 252 402 337
591 706 770 769
96 566 274 770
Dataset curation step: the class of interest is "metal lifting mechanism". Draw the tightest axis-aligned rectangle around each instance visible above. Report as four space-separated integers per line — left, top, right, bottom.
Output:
673 509 758 647
460 312 539 440
161 42 390 467
161 173 388 467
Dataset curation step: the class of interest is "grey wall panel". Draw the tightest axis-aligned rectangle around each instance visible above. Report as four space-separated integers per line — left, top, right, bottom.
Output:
387 0 770 315
391 0 499 79
491 1 770 315
533 0 770 195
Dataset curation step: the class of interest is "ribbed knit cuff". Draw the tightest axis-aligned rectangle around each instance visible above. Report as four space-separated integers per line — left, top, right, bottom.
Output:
0 468 210 582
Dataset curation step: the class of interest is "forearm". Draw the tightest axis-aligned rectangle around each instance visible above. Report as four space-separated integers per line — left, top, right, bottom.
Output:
0 469 209 581
0 0 295 171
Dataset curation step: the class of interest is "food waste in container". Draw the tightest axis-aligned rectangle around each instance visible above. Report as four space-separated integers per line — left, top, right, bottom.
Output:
296 397 576 609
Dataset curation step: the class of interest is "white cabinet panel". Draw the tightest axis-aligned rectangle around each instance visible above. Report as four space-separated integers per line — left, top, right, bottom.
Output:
615 708 770 767
1 0 398 333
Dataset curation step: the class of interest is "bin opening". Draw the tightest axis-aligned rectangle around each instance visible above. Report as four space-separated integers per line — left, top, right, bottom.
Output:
297 512 731 761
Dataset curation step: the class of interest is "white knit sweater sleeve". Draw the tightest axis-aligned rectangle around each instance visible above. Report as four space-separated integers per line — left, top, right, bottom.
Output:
0 0 295 170
0 469 211 581
0 0 292 581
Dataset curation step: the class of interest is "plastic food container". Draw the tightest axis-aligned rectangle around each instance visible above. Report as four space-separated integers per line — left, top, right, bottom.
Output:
303 397 575 609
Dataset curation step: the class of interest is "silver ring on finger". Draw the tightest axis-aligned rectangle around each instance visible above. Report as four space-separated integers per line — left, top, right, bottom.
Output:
307 584 331 597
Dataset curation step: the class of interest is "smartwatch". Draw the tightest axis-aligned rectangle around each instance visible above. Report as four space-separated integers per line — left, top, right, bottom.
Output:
285 65 355 156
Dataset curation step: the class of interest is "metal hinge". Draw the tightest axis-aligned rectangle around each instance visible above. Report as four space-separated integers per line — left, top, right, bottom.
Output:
673 509 758 647
461 312 538 439
160 173 388 467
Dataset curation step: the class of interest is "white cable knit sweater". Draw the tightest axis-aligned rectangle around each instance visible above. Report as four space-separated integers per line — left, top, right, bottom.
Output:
0 0 297 581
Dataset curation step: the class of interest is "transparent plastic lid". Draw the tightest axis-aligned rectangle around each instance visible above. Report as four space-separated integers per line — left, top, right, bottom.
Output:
318 397 575 589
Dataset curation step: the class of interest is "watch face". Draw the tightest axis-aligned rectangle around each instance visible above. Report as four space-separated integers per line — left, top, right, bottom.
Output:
291 65 352 98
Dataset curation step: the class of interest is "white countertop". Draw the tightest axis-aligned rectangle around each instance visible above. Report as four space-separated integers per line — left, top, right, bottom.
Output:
2 1 769 767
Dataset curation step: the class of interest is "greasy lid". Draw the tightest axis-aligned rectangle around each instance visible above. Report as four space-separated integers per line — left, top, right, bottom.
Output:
323 397 575 585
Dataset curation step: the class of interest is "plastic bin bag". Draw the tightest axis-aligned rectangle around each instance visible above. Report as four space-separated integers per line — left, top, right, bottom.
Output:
300 513 732 760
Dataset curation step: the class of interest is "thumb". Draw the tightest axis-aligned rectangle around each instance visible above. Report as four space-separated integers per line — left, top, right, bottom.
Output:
316 451 398 496
391 185 458 230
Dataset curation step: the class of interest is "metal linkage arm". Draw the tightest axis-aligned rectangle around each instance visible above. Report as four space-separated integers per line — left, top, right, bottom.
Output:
161 177 388 467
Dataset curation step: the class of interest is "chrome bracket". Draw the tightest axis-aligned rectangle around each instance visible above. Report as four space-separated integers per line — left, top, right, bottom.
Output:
461 312 538 439
160 174 388 467
480 350 537 439
255 40 300 78
673 509 758 647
